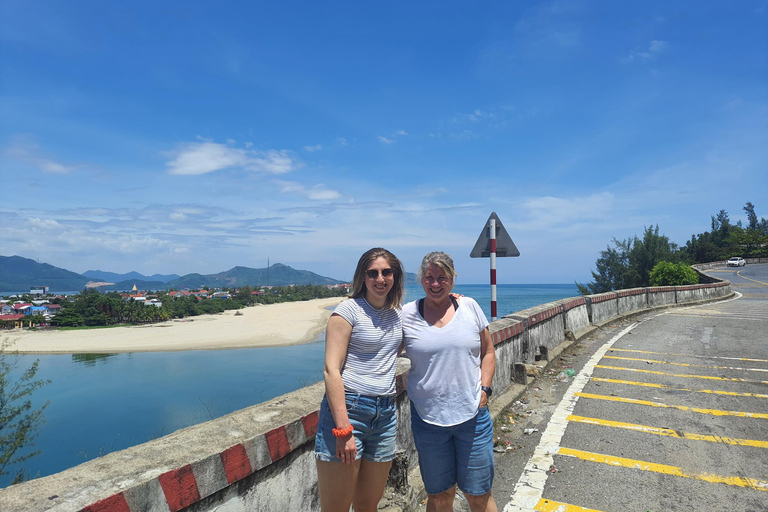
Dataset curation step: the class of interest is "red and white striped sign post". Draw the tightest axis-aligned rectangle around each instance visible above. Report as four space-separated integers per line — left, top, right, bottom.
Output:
470 212 520 322
489 217 497 320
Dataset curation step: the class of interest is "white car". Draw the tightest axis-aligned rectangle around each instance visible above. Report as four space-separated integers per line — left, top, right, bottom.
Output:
726 257 746 267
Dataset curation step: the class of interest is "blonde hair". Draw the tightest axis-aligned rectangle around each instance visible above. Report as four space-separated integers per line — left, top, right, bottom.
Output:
417 251 457 281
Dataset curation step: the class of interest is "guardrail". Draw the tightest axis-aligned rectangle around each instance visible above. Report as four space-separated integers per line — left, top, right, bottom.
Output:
0 268 735 512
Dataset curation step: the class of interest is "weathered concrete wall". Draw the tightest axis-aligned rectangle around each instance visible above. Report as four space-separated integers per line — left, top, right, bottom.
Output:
511 302 566 363
561 297 590 338
489 316 525 386
0 274 735 512
617 288 647 316
647 286 676 307
677 285 709 303
677 282 730 304
589 292 618 325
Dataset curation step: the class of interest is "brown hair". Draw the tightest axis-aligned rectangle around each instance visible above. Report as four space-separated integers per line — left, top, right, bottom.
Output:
350 248 405 310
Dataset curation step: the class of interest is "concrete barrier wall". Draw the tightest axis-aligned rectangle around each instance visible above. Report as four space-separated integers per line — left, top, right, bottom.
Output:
0 274 734 512
648 286 676 307
514 302 566 363
617 288 647 316
561 297 590 338
489 317 525 385
589 292 618 324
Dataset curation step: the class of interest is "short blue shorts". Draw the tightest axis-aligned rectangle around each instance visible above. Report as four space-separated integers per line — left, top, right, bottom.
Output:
410 402 494 496
314 392 397 463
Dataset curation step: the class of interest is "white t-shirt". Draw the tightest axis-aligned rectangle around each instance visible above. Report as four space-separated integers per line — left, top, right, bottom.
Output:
334 297 402 396
402 297 489 426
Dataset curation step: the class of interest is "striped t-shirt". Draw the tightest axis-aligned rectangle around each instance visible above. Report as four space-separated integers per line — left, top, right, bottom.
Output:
334 297 402 396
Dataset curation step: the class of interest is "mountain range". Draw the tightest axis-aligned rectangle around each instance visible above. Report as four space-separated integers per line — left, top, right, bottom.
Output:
0 255 348 293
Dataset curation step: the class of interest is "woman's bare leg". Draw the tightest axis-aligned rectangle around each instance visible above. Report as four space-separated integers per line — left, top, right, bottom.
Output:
351 459 393 512
465 491 498 512
426 485 457 512
316 459 361 512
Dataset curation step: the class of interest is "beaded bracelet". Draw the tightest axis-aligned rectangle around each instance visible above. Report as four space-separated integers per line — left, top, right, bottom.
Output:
332 425 354 437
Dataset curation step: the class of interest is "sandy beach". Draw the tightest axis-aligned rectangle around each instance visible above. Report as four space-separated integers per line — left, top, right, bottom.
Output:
1 297 345 354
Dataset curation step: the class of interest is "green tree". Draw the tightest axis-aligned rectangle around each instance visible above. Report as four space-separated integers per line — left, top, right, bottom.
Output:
682 203 768 262
649 262 699 286
0 346 50 485
578 225 679 294
49 308 83 327
743 202 758 231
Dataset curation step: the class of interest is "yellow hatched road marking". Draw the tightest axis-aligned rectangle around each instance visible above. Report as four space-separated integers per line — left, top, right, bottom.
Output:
602 355 768 373
595 364 768 385
567 415 768 448
575 392 768 418
591 377 768 399
558 447 768 491
535 498 605 512
608 348 768 363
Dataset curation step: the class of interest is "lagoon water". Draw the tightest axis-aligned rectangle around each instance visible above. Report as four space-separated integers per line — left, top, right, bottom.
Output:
2 283 579 487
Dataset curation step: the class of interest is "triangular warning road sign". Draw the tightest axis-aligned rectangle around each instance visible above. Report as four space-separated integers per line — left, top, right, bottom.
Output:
470 212 520 258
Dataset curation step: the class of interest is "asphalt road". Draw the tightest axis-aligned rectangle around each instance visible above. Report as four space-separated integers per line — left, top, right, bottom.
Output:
489 264 768 512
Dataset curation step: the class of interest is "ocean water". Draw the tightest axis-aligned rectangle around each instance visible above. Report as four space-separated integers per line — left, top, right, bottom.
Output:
1 283 578 487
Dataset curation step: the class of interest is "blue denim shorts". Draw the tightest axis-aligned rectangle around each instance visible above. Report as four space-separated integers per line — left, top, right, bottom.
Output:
410 402 494 496
314 392 397 463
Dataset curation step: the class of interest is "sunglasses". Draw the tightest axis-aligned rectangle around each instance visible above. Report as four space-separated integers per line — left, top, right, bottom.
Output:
365 268 394 279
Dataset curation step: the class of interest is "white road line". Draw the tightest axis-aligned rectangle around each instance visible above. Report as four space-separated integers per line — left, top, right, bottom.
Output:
503 323 636 512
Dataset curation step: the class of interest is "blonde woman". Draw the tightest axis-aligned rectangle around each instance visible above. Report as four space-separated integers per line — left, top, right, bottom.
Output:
402 251 498 512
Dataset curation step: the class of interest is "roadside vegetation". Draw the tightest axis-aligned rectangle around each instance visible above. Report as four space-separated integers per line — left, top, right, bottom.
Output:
578 202 768 294
0 343 50 485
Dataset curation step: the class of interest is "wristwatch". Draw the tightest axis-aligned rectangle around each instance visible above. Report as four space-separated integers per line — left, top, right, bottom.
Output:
481 386 492 397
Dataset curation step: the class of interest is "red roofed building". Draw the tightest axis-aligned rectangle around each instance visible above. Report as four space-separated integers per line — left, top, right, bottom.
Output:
0 314 28 328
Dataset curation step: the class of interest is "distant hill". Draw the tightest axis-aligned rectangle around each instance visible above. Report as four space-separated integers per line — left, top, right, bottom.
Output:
0 255 347 293
0 255 90 292
166 264 346 289
87 264 345 290
83 270 180 283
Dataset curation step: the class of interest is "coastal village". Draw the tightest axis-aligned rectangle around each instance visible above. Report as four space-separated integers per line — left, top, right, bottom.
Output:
0 283 350 329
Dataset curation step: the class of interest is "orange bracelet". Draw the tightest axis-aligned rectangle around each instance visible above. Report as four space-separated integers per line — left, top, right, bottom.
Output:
332 425 354 437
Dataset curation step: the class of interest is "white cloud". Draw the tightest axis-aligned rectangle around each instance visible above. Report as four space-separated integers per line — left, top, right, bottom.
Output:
3 136 76 174
274 180 341 200
449 130 479 140
337 138 348 146
622 39 668 63
518 192 616 230
26 217 61 230
378 131 408 143
648 40 667 53
165 141 299 175
303 144 322 152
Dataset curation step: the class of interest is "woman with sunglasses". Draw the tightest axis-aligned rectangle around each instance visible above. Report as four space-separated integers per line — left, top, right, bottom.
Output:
402 251 498 512
315 247 405 512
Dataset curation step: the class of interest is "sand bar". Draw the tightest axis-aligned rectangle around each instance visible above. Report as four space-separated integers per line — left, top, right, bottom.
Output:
1 297 345 354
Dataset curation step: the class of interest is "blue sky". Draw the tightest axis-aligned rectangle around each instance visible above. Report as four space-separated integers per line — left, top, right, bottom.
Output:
1 1 766 284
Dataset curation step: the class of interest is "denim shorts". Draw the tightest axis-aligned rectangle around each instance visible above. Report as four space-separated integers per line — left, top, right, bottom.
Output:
314 392 397 463
410 402 494 496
